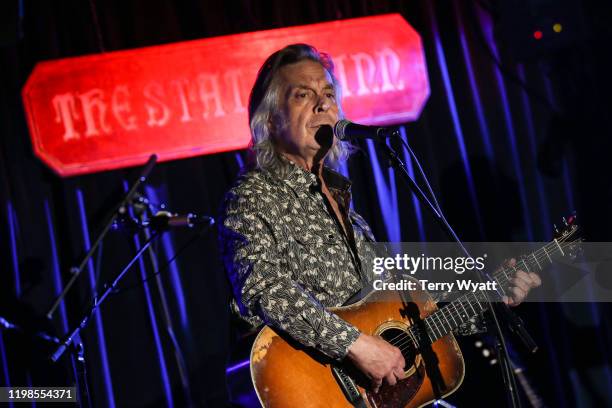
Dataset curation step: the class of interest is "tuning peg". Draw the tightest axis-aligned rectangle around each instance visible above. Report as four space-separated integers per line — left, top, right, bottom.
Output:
562 217 568 226
554 224 559 234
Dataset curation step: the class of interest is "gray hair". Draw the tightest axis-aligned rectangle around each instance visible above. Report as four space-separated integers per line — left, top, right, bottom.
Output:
248 44 353 176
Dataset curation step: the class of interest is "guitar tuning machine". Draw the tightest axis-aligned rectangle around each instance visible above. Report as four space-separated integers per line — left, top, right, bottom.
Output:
562 216 568 226
553 224 559 234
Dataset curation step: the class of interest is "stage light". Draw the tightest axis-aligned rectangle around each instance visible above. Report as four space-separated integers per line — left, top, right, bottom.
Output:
226 359 250 374
553 23 563 33
533 30 543 40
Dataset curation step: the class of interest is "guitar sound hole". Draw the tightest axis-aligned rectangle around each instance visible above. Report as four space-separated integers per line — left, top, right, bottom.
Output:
380 327 417 371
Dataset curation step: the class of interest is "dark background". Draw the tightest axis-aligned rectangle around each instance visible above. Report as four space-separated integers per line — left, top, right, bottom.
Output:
1 0 611 407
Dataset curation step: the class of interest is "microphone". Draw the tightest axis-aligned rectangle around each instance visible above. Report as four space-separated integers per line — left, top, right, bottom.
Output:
146 211 215 230
333 119 398 141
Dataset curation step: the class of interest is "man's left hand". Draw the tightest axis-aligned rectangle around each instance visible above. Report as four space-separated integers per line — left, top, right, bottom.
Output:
502 258 542 306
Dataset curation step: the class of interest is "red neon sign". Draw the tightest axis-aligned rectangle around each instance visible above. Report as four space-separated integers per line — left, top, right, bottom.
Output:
22 14 429 177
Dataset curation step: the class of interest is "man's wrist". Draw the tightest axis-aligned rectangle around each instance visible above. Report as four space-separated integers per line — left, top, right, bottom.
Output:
342 328 362 360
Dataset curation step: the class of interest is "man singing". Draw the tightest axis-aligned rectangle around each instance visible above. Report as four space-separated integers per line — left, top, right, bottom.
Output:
218 43 540 393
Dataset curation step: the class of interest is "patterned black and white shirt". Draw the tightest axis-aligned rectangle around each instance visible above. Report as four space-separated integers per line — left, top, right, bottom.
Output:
219 160 484 361
219 160 378 360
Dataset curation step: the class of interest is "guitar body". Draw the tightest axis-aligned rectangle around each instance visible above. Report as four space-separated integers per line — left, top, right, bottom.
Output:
250 288 465 408
249 217 582 407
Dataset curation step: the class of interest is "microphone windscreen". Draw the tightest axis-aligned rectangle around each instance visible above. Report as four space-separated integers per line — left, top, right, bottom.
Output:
333 120 351 141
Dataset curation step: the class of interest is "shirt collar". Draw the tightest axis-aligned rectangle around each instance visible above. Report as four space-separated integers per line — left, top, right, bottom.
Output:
322 166 352 193
267 158 352 195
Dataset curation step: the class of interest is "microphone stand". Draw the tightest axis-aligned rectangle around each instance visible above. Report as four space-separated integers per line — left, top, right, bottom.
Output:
46 154 158 319
376 131 535 408
50 233 160 371
1 316 91 406
134 199 194 407
45 154 157 407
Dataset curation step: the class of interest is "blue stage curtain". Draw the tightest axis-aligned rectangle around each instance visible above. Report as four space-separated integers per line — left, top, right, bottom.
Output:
1 1 610 406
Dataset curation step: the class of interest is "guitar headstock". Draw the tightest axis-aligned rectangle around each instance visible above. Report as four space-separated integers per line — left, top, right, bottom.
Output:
553 212 583 260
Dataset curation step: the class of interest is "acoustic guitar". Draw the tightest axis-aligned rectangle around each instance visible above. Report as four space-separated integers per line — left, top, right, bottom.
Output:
250 218 581 407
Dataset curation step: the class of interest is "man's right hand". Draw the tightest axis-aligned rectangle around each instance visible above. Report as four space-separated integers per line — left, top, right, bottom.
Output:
346 333 406 393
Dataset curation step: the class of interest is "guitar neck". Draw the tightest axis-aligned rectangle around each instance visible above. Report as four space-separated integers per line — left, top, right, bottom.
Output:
420 239 569 344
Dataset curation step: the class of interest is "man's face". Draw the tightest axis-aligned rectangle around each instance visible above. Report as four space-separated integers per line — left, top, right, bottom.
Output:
273 60 339 166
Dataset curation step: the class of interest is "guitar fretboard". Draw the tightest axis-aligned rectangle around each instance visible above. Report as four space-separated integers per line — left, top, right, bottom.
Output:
409 236 577 346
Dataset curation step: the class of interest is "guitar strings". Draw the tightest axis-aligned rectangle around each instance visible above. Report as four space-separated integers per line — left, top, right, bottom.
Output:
389 238 578 350
383 239 578 351
390 272 508 351
390 257 547 353
385 258 511 348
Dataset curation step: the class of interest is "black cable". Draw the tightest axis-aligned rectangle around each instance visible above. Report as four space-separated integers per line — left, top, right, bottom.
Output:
397 135 443 215
87 0 106 53
93 241 103 293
